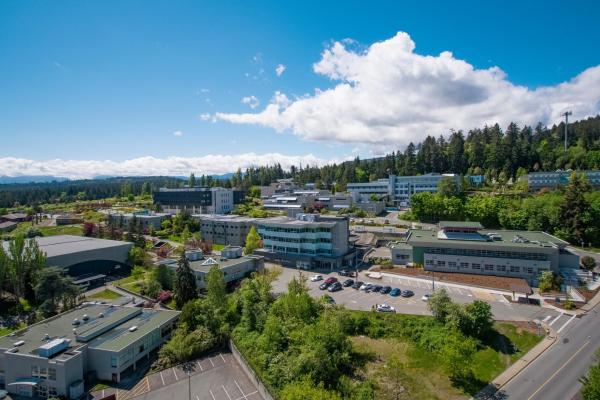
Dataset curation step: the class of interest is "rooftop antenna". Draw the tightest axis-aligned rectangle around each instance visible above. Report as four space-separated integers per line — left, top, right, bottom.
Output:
562 111 572 152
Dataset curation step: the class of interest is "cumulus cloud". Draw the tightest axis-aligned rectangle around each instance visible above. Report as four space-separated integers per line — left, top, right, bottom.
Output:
275 64 286 76
214 32 600 148
241 95 260 109
0 154 342 180
173 130 184 137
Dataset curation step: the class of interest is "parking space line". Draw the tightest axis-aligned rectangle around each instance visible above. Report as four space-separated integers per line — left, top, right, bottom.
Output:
543 315 552 322
234 380 248 399
209 357 215 367
196 395 200 400
173 367 178 381
220 352 227 363
160 371 165 386
197 360 204 371
222 385 233 400
209 389 217 400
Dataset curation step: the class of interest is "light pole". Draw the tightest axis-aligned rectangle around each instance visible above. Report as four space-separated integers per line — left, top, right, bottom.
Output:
562 111 572 152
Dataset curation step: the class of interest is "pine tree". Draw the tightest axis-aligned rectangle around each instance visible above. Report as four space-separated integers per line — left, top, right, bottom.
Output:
244 226 262 255
560 172 591 243
189 173 196 188
174 253 198 308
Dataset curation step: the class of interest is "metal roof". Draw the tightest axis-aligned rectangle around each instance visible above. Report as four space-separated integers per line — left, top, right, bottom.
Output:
439 221 483 229
1 235 133 258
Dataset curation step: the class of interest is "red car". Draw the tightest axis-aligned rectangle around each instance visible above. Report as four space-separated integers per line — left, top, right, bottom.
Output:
324 277 338 285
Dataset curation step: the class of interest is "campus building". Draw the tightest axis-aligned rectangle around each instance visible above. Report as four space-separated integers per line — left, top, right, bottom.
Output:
347 173 461 206
0 304 179 399
107 210 170 231
161 246 264 289
153 187 244 214
193 214 256 247
253 214 356 269
395 221 579 285
527 170 600 191
1 235 133 279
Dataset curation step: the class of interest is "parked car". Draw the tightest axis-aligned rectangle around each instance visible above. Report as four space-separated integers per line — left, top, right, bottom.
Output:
380 286 392 294
343 279 354 287
360 283 373 292
389 288 401 297
338 269 350 276
421 294 432 301
324 277 338 285
372 285 383 292
319 282 331 290
328 282 343 292
310 274 323 282
401 290 414 298
376 303 396 313
352 281 364 289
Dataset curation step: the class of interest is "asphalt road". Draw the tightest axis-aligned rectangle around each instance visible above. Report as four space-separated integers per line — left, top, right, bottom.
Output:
497 309 600 400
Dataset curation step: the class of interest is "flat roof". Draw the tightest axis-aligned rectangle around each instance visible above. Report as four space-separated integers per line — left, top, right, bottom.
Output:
256 216 339 228
193 214 257 223
439 221 483 229
407 229 568 249
188 255 259 273
1 235 133 258
0 304 178 356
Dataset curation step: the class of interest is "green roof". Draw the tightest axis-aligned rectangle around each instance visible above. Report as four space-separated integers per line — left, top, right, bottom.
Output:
407 229 568 249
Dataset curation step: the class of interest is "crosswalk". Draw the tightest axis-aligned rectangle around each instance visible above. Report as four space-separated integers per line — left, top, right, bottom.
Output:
540 312 578 334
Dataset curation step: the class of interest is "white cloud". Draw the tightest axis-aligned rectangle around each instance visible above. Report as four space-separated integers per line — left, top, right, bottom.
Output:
0 154 343 180
275 64 286 76
199 113 213 122
241 95 260 109
173 130 183 137
214 32 600 148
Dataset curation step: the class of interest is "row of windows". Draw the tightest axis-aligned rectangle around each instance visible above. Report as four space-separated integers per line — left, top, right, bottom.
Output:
258 226 331 234
31 366 56 381
267 245 331 255
426 259 546 275
424 247 548 261
262 235 331 244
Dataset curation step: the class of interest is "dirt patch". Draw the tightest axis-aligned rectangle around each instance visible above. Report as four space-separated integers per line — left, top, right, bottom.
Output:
578 287 600 302
496 320 538 335
372 266 532 294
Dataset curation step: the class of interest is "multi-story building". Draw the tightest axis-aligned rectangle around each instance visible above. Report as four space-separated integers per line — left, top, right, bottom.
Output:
0 304 178 399
527 170 600 191
107 210 170 231
153 187 243 214
396 221 579 285
161 246 264 289
253 214 356 269
193 214 257 246
347 174 461 206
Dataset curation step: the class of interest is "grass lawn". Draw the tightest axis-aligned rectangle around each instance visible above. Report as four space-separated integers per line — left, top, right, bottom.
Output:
119 281 144 295
88 289 122 300
38 224 83 236
0 323 25 337
212 243 225 251
351 320 542 399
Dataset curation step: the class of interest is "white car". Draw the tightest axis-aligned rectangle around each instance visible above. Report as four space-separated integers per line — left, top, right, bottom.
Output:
360 283 373 291
421 294 432 301
310 274 323 282
376 303 396 313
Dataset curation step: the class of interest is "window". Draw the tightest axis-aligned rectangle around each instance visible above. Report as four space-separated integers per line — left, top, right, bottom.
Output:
48 368 56 381
510 266 520 273
437 261 446 267
448 261 457 268
496 265 506 272
471 263 481 270
425 259 434 265
139 344 145 354
484 264 494 271
111 356 118 368
460 262 469 268
31 365 39 378
526 267 534 274
49 387 57 396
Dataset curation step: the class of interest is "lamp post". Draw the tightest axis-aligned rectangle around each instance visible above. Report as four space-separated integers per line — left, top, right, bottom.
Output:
562 111 572 152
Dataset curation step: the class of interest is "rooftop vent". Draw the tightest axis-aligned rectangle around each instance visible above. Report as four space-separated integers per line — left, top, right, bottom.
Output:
129 326 138 332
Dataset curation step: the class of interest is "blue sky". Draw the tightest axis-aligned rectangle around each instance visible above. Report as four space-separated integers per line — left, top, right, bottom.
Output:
1 0 600 178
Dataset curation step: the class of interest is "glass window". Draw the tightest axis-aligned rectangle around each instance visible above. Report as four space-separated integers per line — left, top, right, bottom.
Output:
48 368 56 381
111 356 118 368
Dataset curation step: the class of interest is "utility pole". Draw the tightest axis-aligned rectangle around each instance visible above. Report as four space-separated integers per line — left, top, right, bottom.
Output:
562 111 572 152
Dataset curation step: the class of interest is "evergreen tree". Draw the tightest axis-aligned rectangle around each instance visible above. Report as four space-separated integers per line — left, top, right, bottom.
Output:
205 265 226 308
560 172 591 243
174 253 198 308
189 173 196 188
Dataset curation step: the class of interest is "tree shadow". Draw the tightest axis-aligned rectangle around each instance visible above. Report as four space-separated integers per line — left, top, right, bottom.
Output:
451 371 489 396
485 331 518 356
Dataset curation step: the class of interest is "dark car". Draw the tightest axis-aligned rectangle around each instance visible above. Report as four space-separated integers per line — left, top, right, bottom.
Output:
343 279 354 287
372 285 383 292
380 286 392 294
328 282 343 292
401 290 414 298
352 281 364 289
389 288 401 297
319 282 331 290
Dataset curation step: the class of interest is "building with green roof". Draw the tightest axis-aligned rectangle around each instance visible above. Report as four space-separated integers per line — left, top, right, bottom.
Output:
390 221 579 285
0 304 178 399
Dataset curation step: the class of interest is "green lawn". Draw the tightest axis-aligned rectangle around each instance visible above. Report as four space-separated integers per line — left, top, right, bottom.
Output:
88 289 122 300
0 323 25 337
213 243 225 251
8 222 83 238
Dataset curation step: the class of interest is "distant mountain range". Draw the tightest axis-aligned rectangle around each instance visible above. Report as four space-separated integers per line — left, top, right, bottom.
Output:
0 173 236 185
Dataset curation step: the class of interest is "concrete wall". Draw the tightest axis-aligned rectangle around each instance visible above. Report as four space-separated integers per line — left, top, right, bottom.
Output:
229 341 274 400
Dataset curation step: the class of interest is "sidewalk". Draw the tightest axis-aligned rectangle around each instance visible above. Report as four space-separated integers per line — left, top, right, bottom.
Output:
473 325 557 399
581 287 600 312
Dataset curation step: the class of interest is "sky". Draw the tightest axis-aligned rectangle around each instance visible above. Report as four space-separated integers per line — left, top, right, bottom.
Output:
1 0 600 179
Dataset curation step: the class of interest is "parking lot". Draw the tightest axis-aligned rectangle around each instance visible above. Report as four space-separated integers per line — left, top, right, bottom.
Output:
92 351 263 400
271 265 575 329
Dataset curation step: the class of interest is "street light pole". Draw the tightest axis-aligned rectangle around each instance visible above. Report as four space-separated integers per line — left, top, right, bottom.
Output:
562 111 572 152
